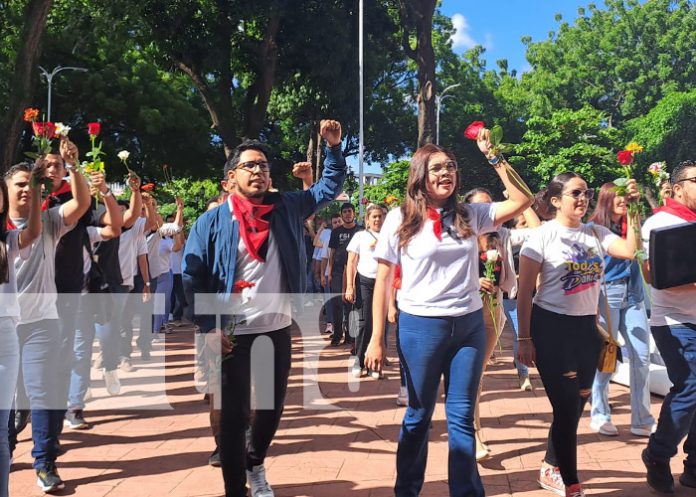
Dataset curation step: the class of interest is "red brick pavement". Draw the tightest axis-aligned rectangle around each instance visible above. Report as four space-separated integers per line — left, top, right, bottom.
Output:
9 317 688 496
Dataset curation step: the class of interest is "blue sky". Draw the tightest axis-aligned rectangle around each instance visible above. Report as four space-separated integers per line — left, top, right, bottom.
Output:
440 0 597 73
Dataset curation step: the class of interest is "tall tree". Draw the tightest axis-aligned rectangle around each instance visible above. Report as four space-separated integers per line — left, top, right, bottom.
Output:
398 0 437 147
0 0 53 173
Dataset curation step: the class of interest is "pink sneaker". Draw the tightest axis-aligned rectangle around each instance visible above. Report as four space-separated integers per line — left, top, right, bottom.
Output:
565 483 585 497
538 465 565 496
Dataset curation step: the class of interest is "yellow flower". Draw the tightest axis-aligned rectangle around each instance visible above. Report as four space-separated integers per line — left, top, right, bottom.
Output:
625 142 644 154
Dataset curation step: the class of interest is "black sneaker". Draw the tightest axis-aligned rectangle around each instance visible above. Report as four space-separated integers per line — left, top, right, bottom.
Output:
65 410 89 430
680 466 696 488
36 463 65 493
642 448 674 493
330 339 341 346
208 448 221 467
14 409 30 434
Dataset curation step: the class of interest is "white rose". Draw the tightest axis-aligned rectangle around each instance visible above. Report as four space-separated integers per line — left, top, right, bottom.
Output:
55 122 71 137
486 249 499 262
117 150 130 161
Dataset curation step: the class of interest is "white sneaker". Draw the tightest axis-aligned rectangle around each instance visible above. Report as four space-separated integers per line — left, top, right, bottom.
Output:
246 464 274 497
589 419 618 436
631 424 657 437
324 323 333 334
396 386 408 406
351 363 363 378
103 369 121 396
370 369 382 380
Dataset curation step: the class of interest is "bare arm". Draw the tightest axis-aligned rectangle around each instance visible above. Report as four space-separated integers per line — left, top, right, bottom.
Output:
173 197 184 227
138 253 151 302
172 233 184 252
92 172 122 238
517 256 542 340
123 175 142 228
344 251 358 302
364 260 394 372
18 165 44 249
522 206 541 228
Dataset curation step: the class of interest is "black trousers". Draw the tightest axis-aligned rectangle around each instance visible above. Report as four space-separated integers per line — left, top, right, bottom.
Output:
330 269 361 343
531 305 602 486
170 273 187 321
219 326 292 497
356 274 378 368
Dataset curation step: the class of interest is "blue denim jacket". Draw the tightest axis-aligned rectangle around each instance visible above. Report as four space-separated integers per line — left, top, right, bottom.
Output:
603 256 644 304
182 146 346 333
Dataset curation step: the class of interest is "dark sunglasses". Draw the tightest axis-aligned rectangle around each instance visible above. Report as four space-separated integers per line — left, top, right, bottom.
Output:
562 188 595 200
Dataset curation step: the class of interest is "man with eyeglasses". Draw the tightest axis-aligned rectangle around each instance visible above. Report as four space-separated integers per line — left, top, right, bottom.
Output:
640 160 696 493
183 120 346 497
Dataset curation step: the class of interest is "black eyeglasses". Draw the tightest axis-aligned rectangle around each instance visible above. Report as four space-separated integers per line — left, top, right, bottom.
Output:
562 188 595 200
237 160 271 172
427 161 457 175
676 176 696 184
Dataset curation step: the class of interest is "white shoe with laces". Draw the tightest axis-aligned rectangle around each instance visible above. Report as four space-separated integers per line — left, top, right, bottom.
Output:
589 419 618 436
103 369 121 396
351 363 363 378
246 464 274 497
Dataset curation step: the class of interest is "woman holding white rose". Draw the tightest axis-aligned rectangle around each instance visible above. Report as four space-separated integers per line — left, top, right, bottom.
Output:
364 131 533 497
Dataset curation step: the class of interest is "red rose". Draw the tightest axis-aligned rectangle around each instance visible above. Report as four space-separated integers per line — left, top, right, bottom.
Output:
141 183 155 192
464 121 485 141
617 150 634 166
480 252 488 262
361 197 369 205
88 122 101 137
31 122 56 139
24 108 40 123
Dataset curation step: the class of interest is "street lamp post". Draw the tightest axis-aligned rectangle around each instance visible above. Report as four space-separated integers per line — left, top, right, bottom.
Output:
38 65 88 121
435 83 461 145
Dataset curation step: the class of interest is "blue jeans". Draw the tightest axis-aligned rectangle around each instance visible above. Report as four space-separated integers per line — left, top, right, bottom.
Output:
591 281 654 429
0 318 19 497
95 285 130 372
153 271 173 333
69 293 102 410
396 310 486 497
647 323 696 468
16 319 62 469
503 299 528 377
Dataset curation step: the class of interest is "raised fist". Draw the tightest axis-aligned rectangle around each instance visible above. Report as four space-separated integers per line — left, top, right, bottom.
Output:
60 137 79 164
90 171 109 194
127 173 141 191
292 162 313 180
320 120 342 147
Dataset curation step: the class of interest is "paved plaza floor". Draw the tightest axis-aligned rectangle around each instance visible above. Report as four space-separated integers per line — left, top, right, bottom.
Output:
9 313 688 496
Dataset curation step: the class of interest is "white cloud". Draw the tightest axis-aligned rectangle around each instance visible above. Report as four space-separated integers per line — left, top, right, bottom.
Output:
450 13 477 50
484 32 494 51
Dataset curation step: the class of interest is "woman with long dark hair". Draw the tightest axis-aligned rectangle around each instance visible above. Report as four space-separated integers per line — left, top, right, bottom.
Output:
587 183 655 436
517 172 641 497
365 129 534 497
1 163 43 497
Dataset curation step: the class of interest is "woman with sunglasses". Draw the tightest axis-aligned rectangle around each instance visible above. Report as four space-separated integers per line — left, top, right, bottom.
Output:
365 127 534 497
587 183 655 438
517 172 641 497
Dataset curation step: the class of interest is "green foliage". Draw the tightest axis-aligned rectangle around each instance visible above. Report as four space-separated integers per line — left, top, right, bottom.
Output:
626 89 696 173
154 178 222 231
362 160 410 203
511 106 623 188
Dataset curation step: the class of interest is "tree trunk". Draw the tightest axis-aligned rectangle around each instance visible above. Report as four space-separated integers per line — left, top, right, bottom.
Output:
243 7 282 140
0 0 54 174
399 0 437 148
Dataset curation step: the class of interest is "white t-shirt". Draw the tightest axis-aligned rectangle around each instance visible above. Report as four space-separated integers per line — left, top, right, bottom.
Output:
0 230 31 319
642 211 696 326
230 228 292 335
520 220 619 316
83 226 105 277
170 246 183 275
374 203 499 317
346 229 381 279
118 217 147 289
157 237 173 276
13 205 75 324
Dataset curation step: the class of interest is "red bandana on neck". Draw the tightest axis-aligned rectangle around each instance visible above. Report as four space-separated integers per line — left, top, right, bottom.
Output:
42 180 72 211
230 194 275 262
620 215 628 238
653 198 696 222
427 207 442 241
6 219 17 230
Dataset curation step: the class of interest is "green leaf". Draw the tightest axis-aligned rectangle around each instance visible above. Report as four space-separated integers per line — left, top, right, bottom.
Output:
490 125 503 146
613 177 628 187
24 152 39 159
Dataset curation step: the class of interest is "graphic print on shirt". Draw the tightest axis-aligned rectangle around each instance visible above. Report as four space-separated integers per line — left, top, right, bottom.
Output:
560 243 603 295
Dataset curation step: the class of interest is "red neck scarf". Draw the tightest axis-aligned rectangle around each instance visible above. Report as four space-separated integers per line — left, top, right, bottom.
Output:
393 264 402 290
6 219 17 230
230 194 275 262
653 198 696 222
42 180 72 211
620 215 628 238
427 207 442 241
